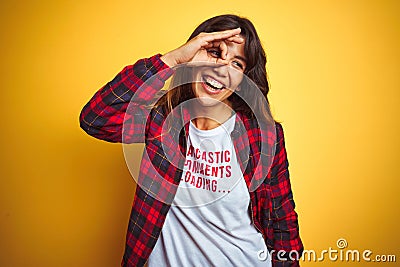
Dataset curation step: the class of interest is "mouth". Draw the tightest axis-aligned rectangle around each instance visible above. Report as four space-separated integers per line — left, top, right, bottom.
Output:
200 75 226 95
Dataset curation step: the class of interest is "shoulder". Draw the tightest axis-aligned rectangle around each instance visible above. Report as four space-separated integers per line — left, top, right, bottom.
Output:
274 122 285 142
238 112 285 140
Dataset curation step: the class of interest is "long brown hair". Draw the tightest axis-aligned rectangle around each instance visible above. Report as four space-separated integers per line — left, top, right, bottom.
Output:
157 14 273 122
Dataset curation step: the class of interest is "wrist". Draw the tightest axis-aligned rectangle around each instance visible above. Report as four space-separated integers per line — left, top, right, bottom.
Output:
160 52 178 68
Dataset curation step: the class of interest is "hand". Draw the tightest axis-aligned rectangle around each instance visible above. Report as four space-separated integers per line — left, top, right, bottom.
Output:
160 28 244 67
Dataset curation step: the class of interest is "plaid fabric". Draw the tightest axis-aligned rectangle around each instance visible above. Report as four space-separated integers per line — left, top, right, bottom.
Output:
80 54 303 267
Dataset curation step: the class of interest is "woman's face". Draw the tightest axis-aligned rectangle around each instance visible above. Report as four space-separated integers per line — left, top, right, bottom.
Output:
191 39 247 107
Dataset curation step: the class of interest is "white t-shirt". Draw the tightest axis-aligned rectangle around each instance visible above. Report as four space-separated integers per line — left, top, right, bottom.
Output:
148 114 272 267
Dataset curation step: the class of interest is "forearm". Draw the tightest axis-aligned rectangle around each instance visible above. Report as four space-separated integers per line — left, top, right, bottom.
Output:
79 54 173 142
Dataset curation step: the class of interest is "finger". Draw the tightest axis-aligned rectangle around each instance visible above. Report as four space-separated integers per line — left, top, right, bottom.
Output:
190 49 207 63
201 28 241 43
203 40 223 49
203 41 214 49
218 41 228 60
226 35 245 44
206 27 241 37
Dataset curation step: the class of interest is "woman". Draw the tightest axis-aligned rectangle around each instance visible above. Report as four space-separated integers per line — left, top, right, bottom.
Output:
80 14 303 267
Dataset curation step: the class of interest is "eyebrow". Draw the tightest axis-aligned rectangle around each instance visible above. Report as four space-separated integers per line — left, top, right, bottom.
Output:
234 55 247 63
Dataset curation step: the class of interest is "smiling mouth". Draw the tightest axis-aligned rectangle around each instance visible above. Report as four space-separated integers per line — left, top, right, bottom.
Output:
202 75 226 92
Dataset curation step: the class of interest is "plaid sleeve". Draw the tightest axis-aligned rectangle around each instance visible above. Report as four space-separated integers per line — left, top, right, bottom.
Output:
79 54 173 143
270 123 303 267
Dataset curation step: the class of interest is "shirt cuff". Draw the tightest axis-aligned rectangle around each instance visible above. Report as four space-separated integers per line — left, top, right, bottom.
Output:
149 54 174 82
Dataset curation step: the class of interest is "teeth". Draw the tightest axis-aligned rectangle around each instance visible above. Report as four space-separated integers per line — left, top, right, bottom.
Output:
205 77 224 90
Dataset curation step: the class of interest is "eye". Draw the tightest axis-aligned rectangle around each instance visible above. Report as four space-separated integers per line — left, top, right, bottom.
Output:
207 49 221 58
232 61 244 70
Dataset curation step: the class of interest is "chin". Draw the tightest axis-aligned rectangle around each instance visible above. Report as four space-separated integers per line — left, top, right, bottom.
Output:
195 96 223 107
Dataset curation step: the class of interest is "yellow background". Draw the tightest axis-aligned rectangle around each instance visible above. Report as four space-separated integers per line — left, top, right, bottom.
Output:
1 0 399 266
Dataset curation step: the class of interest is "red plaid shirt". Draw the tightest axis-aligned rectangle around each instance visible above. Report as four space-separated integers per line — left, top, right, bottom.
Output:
80 54 303 266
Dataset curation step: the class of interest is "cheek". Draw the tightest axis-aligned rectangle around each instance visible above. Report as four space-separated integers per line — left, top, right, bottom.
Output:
230 72 244 88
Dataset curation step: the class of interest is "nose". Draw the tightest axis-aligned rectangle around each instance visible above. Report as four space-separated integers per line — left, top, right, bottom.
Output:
213 58 229 77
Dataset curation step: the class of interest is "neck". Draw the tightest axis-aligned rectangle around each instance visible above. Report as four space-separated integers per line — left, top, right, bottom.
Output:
191 101 234 130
